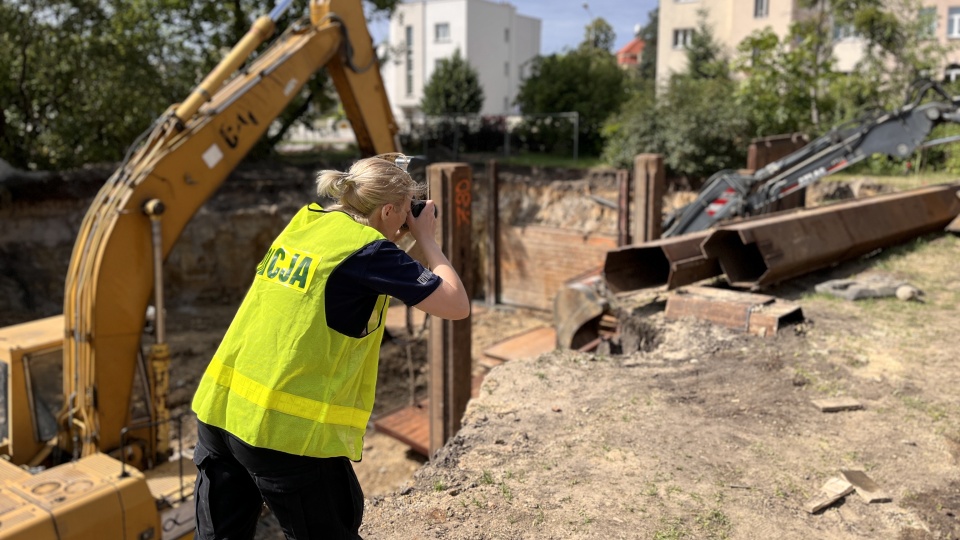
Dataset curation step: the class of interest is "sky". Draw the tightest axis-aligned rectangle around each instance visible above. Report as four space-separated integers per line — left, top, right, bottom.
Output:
369 0 659 56
512 0 658 54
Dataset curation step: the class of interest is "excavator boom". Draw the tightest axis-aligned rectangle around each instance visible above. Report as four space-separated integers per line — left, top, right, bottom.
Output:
62 0 399 459
0 1 398 538
663 81 960 237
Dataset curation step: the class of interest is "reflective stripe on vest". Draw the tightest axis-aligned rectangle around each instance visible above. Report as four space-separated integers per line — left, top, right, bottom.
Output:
192 206 387 460
205 357 369 430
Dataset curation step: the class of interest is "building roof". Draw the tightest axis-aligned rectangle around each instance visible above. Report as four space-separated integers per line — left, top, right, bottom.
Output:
616 37 644 66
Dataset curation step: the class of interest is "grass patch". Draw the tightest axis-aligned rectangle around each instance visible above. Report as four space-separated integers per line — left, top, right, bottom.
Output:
653 517 688 540
499 481 514 502
696 508 732 539
827 172 957 191
480 470 494 485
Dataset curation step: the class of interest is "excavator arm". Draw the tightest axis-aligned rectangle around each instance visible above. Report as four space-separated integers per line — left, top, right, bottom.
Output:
663 81 960 238
60 0 399 462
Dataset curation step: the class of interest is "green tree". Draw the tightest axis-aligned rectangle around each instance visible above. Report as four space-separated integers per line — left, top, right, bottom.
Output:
819 0 948 111
657 77 748 179
602 77 748 179
420 49 484 115
516 41 628 155
0 0 400 170
0 0 200 169
600 87 659 168
637 8 658 81
581 17 615 52
733 19 838 137
602 8 745 178
685 9 728 80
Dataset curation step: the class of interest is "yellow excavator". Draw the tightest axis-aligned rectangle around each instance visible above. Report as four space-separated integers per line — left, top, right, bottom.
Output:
0 0 399 537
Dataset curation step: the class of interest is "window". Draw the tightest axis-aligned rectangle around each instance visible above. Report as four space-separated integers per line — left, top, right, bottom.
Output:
946 64 960 82
673 28 694 49
918 7 936 39
754 0 769 18
435 22 450 42
505 62 510 76
949 8 960 38
505 28 510 42
833 23 858 40
405 26 413 96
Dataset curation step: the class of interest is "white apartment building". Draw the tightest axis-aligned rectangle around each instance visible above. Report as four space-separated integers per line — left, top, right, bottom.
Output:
657 0 960 87
379 0 540 121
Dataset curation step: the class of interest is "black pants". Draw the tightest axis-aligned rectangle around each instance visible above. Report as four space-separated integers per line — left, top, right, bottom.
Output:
193 421 364 540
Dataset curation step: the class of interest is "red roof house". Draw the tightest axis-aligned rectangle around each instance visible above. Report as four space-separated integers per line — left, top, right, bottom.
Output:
616 37 644 68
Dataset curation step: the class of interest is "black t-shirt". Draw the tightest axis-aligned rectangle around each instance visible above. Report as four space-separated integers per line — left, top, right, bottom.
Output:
325 238 441 337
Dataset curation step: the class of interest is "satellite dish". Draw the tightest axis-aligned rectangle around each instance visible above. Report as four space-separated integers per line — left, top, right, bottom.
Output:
634 24 642 36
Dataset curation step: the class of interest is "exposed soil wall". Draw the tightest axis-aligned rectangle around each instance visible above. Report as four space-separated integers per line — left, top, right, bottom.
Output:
0 161 623 325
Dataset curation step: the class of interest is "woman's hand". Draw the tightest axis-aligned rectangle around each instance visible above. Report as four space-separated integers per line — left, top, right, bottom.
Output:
404 200 437 243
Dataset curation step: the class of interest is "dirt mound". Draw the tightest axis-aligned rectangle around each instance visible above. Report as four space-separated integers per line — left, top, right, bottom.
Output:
357 234 960 539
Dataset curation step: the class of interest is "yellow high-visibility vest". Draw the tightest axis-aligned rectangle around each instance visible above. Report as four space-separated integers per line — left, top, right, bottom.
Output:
192 205 388 460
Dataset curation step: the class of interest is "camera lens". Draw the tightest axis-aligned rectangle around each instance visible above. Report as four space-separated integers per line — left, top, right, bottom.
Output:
411 200 426 217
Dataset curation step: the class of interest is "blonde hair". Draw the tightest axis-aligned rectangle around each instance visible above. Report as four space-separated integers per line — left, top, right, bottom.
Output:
316 154 424 225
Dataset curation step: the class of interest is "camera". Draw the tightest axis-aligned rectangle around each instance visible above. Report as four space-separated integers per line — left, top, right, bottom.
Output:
401 200 436 230
410 200 437 218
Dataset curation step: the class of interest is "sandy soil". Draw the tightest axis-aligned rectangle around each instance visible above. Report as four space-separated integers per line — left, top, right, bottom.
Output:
164 234 960 539
354 232 960 540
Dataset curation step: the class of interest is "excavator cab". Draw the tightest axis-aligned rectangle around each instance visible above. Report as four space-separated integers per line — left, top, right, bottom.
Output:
0 316 63 465
0 317 173 540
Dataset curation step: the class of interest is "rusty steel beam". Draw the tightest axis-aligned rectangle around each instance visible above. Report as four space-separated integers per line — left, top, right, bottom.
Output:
603 231 719 293
700 184 960 289
664 286 804 337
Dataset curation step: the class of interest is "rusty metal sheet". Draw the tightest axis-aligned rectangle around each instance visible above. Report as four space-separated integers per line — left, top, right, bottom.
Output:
482 326 557 362
664 286 803 336
553 273 606 349
603 231 719 293
701 185 960 288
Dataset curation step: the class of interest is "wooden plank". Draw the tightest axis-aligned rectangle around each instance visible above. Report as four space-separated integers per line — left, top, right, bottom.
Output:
477 355 506 370
803 477 854 513
812 397 863 413
840 470 892 503
373 402 430 456
482 326 557 362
